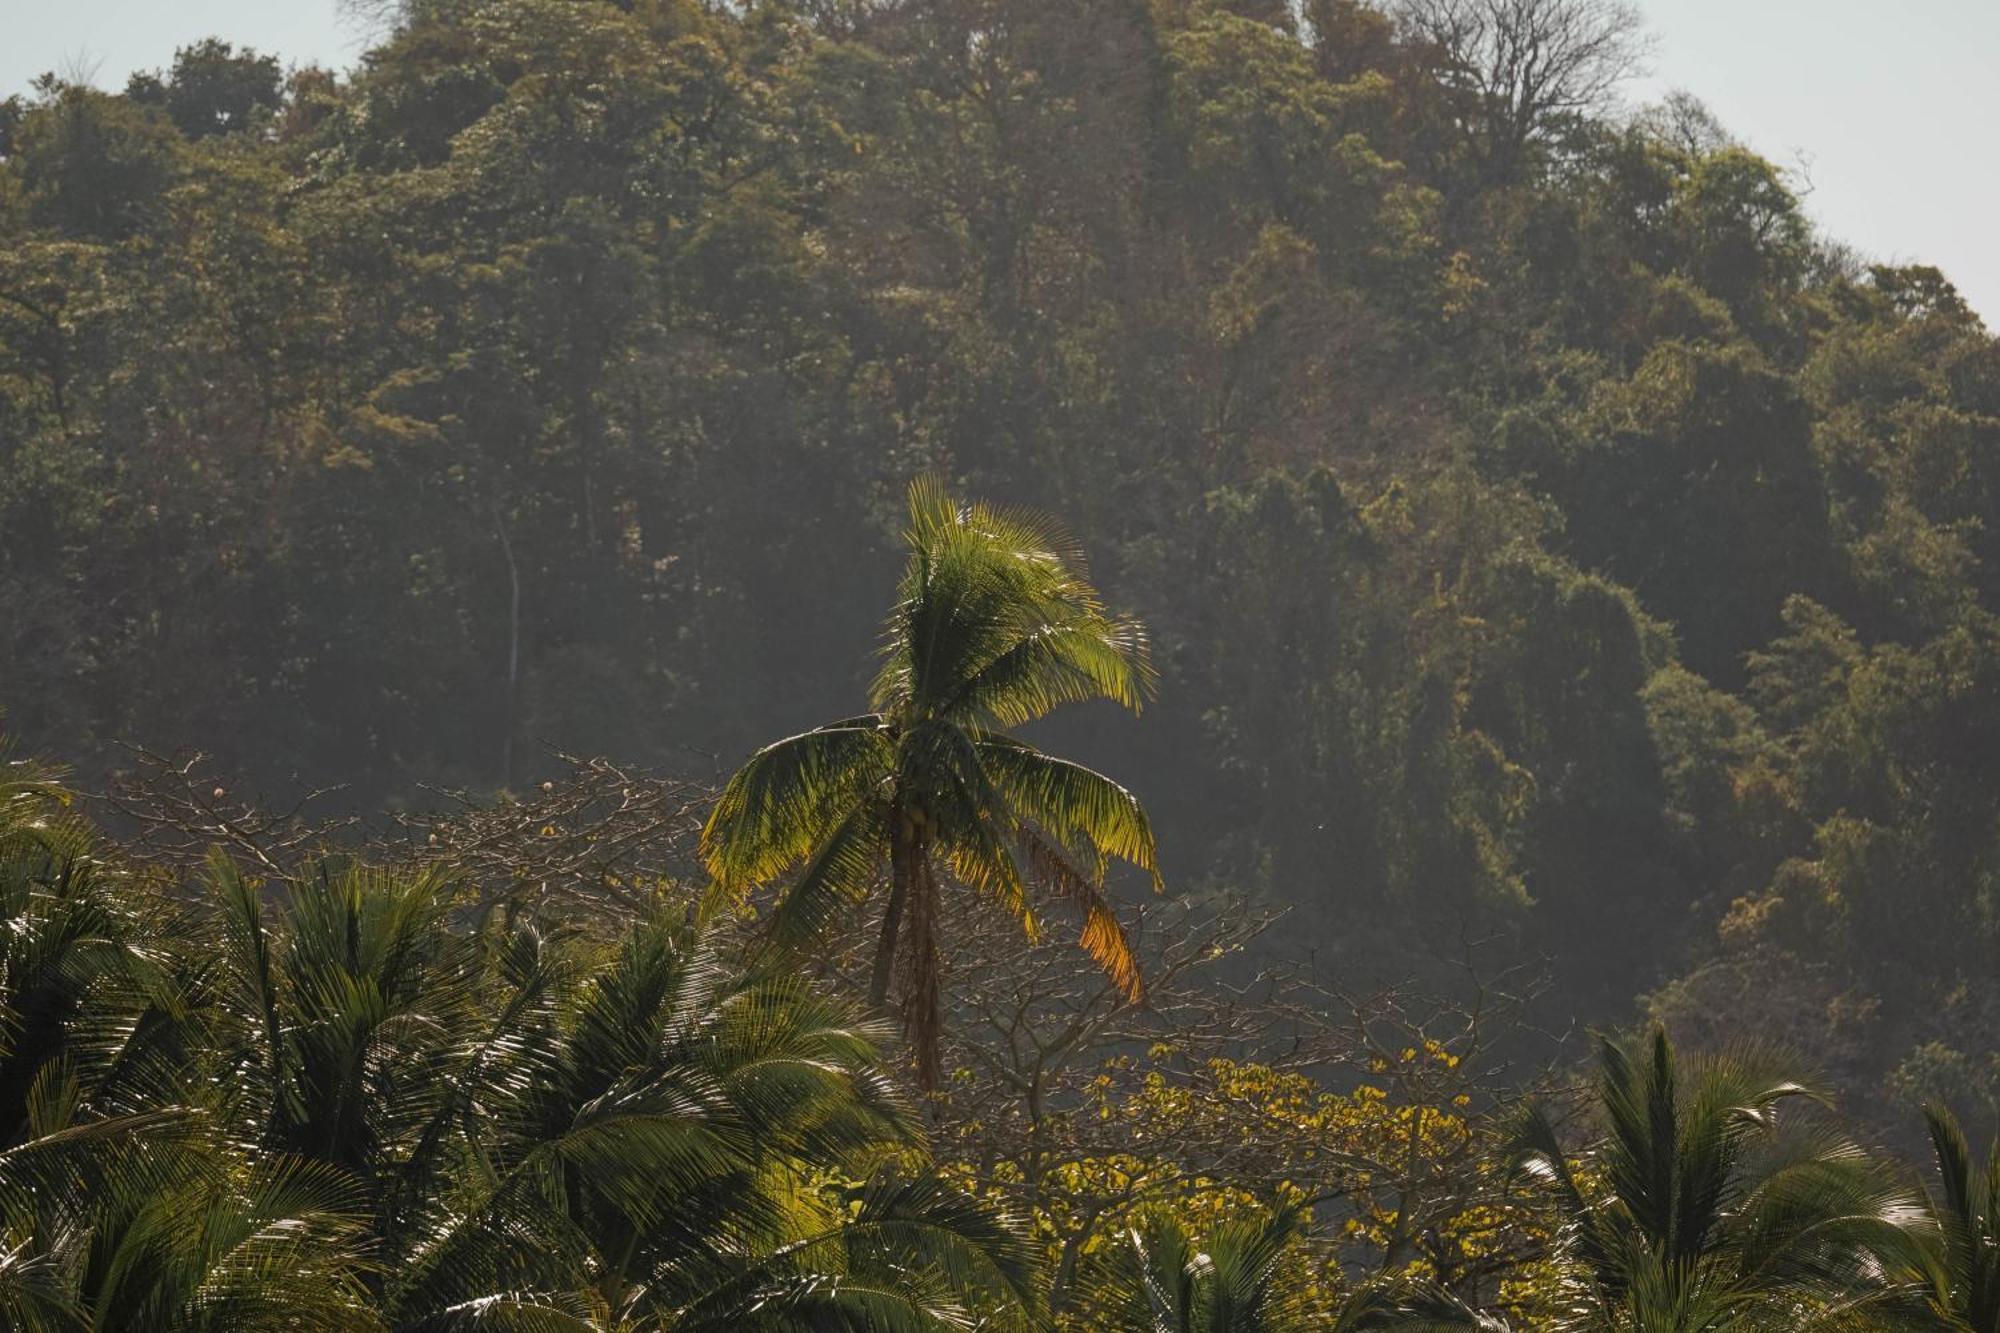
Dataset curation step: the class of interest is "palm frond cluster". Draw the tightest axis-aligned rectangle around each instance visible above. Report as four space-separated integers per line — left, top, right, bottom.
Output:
0 748 1038 1330
1511 1030 1947 1332
703 479 1162 1086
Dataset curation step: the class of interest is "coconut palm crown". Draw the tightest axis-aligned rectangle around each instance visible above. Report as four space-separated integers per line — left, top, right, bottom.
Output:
1880 1104 2000 1331
1513 1028 1912 1332
701 477 1162 1085
1075 1205 1501 1333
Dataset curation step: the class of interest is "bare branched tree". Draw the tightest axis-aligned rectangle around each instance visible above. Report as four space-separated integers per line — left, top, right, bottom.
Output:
1398 0 1649 177
393 754 712 919
831 887 1570 1314
336 0 413 41
93 746 710 922
1634 89 1734 158
95 744 360 877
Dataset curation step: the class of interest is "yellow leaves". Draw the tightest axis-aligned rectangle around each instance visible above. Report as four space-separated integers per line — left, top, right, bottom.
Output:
941 1043 1529 1321
1091 1055 1479 1174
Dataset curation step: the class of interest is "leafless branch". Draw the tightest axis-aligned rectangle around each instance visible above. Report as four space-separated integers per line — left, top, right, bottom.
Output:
1398 0 1649 176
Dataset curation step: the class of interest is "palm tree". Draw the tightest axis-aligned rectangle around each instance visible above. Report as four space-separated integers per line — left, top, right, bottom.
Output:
1877 1104 2000 1331
0 751 374 1330
1079 1207 1306 1333
0 736 1039 1329
702 477 1162 1085
1512 1027 1909 1332
1074 1205 1497 1333
0 1095 378 1331
0 750 182 1149
202 853 1040 1330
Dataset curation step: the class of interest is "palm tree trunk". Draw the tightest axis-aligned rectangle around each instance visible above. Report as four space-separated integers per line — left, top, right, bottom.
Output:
871 819 915 1006
905 852 943 1088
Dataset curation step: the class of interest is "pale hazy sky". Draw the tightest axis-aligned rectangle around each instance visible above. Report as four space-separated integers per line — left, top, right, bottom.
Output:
6 1 1997 320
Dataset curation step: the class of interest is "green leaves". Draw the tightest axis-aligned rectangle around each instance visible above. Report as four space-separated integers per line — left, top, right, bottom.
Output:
1074 1205 1499 1333
704 478 1161 1086
875 478 1154 728
702 719 895 895
1514 1028 1914 1332
677 1170 1043 1333
1877 1105 2000 1331
0 749 1041 1329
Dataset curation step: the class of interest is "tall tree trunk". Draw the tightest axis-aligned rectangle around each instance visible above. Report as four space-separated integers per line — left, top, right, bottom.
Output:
493 501 522 787
871 816 915 1005
905 850 943 1089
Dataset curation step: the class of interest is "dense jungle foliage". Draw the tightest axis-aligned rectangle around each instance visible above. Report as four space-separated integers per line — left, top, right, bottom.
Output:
0 696 1996 1329
3 0 2000 1322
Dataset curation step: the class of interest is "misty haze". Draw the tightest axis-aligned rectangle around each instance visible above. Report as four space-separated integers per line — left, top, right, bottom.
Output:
0 0 1996 1328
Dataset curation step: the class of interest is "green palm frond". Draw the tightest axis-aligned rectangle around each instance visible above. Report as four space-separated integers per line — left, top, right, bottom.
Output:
701 981 912 1163
874 480 1149 725
207 853 289 1134
383 918 579 1259
0 793 180 1151
1520 1028 1916 1333
0 1238 81 1333
909 720 1034 927
976 738 1161 887
156 1158 377 1332
251 860 478 1174
409 1290 610 1333
699 1270 982 1332
562 916 714 1100
678 1169 1039 1333
1078 1206 1310 1333
836 1171 1043 1319
701 719 893 891
707 478 1161 1084
944 611 1153 728
1328 1279 1509 1332
0 1104 206 1229
758 802 889 956
1876 1104 2000 1332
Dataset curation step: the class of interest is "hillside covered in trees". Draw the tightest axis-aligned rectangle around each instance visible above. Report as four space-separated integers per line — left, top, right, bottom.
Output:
4 0 2000 1274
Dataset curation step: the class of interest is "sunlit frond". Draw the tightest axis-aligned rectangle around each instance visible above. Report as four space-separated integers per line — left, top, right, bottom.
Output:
946 613 1155 727
701 719 892 890
874 476 1150 726
676 1168 1039 1333
1015 827 1143 1005
977 739 1161 888
1521 1028 1917 1333
760 803 889 957
1876 1104 2000 1331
